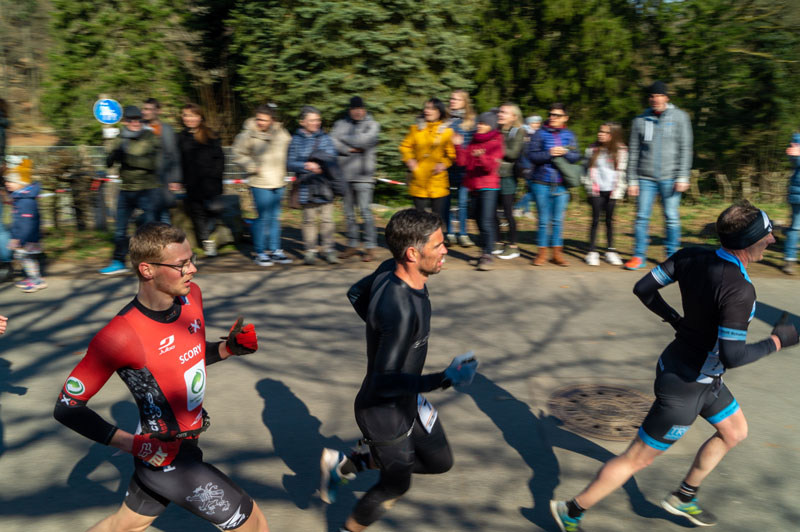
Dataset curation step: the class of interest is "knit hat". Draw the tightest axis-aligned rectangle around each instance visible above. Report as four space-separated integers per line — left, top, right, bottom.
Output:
477 111 498 130
5 158 33 186
647 80 669 96
526 115 542 125
123 105 142 120
349 96 365 109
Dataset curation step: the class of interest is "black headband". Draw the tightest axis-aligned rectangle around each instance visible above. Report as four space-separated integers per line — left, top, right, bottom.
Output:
719 210 773 250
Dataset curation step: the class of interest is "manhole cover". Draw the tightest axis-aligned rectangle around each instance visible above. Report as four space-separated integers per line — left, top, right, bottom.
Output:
548 384 652 441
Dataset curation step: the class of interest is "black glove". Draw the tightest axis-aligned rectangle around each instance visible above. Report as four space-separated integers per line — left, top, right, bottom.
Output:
772 312 799 349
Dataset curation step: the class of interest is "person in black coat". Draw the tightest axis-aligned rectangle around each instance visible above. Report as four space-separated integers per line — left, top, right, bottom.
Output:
178 103 225 256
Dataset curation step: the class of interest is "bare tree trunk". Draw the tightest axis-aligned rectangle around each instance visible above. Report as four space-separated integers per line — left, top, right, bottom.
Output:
716 173 733 202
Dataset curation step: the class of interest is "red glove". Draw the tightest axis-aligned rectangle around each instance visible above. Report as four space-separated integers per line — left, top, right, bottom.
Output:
224 317 258 356
132 433 182 468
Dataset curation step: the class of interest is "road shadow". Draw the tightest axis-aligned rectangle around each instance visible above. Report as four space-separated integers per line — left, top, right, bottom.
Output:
461 373 686 530
256 377 376 531
0 358 28 458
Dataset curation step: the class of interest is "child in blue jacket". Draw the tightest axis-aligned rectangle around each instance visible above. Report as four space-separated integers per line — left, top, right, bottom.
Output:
4 160 46 292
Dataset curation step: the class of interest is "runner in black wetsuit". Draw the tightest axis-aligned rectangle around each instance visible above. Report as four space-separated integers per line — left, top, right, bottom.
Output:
53 222 270 532
551 201 799 532
319 209 478 532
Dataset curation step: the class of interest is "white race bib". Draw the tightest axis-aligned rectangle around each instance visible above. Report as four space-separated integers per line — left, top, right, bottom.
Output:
417 394 438 434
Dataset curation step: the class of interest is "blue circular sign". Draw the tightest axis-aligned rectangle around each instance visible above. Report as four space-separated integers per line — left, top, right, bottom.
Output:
93 99 123 125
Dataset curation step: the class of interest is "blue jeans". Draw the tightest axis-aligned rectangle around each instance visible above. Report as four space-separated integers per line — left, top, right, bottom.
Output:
113 188 159 262
515 182 534 213
633 178 682 259
446 185 469 236
532 183 569 247
250 187 284 254
474 189 499 255
343 182 377 248
0 203 10 262
784 203 800 261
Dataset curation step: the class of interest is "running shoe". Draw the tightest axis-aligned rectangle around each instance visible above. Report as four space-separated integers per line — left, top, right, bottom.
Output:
19 279 48 293
550 500 583 532
99 260 129 275
324 251 341 265
254 253 274 267
320 448 355 504
202 239 217 257
304 251 317 265
585 251 600 266
491 243 504 255
782 261 796 275
624 256 646 270
458 234 475 247
446 233 457 245
270 249 293 264
661 494 717 527
605 250 623 266
15 278 31 289
498 245 520 260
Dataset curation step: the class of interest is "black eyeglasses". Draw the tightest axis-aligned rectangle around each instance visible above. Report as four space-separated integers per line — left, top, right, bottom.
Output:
549 112 566 118
149 254 197 275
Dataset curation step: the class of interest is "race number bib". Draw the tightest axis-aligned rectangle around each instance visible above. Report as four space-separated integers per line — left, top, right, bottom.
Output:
417 394 438 433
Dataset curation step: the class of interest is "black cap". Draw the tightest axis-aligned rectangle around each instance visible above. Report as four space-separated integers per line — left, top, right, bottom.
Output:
349 96 365 109
123 105 142 119
477 111 498 130
647 80 669 96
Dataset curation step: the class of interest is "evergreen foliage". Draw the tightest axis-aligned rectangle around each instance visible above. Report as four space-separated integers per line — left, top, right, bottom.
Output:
228 0 480 177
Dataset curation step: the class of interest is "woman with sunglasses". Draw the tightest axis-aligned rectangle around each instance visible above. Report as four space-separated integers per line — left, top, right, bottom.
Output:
526 103 581 266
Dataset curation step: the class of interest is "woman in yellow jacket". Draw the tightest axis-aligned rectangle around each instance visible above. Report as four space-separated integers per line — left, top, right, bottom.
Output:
399 98 455 223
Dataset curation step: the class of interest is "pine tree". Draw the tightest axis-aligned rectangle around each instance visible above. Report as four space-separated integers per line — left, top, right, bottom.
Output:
228 0 481 178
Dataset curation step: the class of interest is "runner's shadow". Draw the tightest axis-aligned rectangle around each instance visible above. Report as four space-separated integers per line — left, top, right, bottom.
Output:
461 373 685 530
0 358 28 458
256 376 375 529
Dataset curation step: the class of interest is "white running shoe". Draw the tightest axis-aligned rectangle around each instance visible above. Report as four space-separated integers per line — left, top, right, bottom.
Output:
605 251 623 266
585 251 600 266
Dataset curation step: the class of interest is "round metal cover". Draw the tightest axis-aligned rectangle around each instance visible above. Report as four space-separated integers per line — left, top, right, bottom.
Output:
547 384 652 441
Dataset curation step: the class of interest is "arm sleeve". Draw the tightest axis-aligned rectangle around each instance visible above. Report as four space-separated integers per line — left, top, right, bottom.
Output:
676 111 693 181
627 120 641 186
53 321 141 445
205 341 224 365
347 121 380 150
347 259 396 322
398 127 416 162
286 136 307 174
211 139 225 180
503 130 524 163
232 131 257 174
717 287 775 368
528 131 550 165
330 121 351 155
367 289 445 397
632 256 682 327
565 131 581 163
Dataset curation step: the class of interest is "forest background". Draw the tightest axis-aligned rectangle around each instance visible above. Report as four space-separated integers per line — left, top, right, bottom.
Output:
1 0 799 192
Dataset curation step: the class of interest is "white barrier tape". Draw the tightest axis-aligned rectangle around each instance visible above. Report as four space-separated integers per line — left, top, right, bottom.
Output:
377 177 407 186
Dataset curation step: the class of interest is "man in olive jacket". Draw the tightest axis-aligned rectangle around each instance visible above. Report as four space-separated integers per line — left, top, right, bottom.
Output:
99 105 162 275
331 96 380 261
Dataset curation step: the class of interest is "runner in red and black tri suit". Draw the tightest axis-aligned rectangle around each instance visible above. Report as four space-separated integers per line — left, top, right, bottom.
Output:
54 222 269 532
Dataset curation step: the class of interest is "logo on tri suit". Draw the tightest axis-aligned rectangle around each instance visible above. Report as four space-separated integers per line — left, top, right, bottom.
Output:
159 335 176 355
65 377 85 396
187 319 202 334
412 334 429 349
184 359 206 411
186 482 230 515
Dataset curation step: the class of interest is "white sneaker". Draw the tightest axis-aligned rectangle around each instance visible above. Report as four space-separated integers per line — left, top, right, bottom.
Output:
270 249 293 264
254 252 273 266
605 251 623 266
202 240 217 257
446 233 457 245
585 251 600 266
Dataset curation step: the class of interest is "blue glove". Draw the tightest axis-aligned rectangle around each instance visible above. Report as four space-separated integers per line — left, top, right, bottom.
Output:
444 351 478 389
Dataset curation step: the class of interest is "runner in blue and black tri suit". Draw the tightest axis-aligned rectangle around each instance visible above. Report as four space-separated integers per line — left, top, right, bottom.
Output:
318 209 479 532
551 200 799 532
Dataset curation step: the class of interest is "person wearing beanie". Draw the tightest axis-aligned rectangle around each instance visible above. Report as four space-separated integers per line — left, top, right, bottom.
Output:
4 158 46 292
331 95 381 262
781 132 800 274
624 80 693 271
526 102 581 266
99 104 162 275
552 200 799 531
454 111 504 270
445 90 477 248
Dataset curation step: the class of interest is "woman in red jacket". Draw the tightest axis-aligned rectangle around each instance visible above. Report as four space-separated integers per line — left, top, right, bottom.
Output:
455 112 504 271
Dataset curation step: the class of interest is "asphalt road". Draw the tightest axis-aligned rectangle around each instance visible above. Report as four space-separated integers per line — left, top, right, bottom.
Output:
0 265 798 531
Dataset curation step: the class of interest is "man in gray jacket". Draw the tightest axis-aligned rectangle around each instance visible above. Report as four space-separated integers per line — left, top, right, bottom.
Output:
624 81 693 271
331 96 380 261
143 98 181 224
